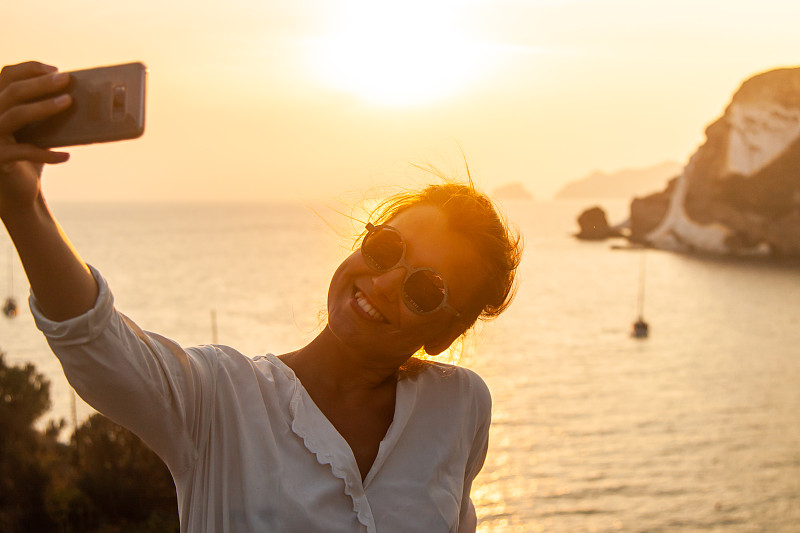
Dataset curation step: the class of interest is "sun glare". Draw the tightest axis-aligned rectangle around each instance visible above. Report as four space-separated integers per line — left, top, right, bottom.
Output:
307 1 491 107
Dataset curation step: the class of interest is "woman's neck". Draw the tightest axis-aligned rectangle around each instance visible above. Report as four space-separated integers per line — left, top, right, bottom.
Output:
279 326 406 393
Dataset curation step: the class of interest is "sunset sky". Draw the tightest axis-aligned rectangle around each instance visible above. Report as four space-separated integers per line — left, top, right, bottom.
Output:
7 0 800 203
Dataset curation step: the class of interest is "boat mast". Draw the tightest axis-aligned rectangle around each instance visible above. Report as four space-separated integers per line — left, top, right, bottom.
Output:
637 250 646 319
3 249 17 319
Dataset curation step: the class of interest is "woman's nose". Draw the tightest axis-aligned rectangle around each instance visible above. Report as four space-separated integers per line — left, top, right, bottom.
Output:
371 266 406 302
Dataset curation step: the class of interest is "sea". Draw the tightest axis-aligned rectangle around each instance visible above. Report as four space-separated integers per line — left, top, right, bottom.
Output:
1 199 799 533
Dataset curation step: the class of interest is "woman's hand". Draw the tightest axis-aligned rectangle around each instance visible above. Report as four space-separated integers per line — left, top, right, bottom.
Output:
0 61 98 321
0 61 72 216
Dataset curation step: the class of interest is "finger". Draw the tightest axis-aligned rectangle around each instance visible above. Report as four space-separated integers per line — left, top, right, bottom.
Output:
0 144 69 171
0 93 72 135
0 71 71 112
0 62 58 91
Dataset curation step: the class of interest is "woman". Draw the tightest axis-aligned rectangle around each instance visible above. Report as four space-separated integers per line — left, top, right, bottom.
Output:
0 61 522 532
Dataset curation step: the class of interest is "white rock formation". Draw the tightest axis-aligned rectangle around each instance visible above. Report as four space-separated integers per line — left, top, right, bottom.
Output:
646 157 731 253
727 101 800 177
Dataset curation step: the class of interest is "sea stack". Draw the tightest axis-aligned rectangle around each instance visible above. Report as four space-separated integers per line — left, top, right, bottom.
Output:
575 206 623 240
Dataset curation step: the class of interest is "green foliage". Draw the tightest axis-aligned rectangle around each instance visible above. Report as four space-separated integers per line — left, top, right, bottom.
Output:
0 350 51 437
72 414 179 532
0 348 179 533
0 350 57 532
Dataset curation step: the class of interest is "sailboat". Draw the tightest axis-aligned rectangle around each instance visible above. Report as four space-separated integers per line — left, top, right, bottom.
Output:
631 250 649 338
3 250 18 319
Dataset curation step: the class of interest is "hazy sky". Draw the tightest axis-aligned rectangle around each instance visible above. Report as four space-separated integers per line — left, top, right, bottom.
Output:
7 0 800 202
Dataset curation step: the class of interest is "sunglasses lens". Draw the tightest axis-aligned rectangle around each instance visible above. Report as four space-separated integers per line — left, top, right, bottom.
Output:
363 227 403 270
404 270 446 313
362 224 453 315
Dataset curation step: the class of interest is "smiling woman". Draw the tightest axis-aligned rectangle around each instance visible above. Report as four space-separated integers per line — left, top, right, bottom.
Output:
307 1 491 107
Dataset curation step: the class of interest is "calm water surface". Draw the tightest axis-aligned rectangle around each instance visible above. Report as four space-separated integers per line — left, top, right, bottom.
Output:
1 200 798 532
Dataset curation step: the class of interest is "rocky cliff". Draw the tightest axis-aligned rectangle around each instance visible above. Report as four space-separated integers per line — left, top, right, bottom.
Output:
629 67 800 257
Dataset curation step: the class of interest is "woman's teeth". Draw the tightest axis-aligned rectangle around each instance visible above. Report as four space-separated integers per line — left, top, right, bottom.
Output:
355 290 386 322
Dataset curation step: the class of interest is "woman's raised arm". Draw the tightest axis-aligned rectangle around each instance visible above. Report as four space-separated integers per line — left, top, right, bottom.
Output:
0 61 98 321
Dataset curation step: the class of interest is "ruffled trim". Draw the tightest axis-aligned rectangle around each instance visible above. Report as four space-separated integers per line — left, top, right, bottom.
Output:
287 378 377 533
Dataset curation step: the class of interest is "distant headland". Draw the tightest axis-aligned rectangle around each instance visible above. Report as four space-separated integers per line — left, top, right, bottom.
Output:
556 162 682 200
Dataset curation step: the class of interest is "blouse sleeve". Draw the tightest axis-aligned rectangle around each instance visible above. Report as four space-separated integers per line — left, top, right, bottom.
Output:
29 265 214 474
457 371 492 533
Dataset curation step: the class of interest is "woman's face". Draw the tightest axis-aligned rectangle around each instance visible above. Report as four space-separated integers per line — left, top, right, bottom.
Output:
326 204 484 366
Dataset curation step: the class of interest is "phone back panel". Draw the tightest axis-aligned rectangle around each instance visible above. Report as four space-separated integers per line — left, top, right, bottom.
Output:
15 62 147 148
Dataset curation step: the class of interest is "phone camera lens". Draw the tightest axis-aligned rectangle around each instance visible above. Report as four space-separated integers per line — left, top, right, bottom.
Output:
112 85 127 120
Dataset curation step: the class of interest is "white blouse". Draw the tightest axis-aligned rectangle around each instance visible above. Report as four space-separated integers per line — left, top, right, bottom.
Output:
31 267 491 533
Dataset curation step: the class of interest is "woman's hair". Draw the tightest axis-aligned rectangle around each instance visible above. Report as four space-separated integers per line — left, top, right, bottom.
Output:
366 175 523 328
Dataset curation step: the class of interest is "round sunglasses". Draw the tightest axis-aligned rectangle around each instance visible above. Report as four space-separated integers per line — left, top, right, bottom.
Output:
361 223 461 317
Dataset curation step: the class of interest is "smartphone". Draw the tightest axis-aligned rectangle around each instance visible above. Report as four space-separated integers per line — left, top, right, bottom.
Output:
14 62 147 148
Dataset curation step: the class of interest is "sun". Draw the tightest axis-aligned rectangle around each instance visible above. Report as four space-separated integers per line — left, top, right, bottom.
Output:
306 1 491 107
